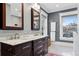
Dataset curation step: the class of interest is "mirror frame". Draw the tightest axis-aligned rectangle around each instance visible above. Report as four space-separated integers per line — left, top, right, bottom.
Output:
3 3 24 30
31 8 40 30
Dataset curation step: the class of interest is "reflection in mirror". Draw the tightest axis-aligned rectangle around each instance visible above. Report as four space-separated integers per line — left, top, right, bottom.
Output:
31 8 40 30
5 3 24 30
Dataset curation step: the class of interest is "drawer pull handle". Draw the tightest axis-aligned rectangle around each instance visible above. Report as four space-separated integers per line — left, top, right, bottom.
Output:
37 49 43 54
23 45 30 49
36 41 42 45
38 41 42 43
37 45 43 49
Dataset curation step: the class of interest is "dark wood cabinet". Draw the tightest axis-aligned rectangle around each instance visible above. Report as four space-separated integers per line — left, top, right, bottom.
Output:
0 36 48 56
1 41 32 56
0 3 24 30
33 39 44 56
43 37 48 55
14 42 32 56
1 43 14 56
32 37 48 56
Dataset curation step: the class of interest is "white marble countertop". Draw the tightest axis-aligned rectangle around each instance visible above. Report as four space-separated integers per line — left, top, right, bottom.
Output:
0 35 48 46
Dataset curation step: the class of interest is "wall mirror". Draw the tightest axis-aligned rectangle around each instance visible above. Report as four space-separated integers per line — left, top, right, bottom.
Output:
2 3 24 30
31 8 40 30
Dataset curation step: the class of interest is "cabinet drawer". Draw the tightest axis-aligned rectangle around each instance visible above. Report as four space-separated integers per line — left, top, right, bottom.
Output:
33 39 43 47
21 42 32 49
34 48 43 56
33 39 44 56
15 41 31 49
43 44 48 55
43 38 48 55
34 44 43 52
14 41 32 56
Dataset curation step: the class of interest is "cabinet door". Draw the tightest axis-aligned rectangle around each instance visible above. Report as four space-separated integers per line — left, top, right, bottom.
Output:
14 42 32 56
34 45 44 56
33 39 44 56
1 43 14 56
33 39 43 47
21 42 32 56
43 37 48 55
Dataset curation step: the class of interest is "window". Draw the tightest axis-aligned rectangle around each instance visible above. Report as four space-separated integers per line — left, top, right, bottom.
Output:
60 11 78 41
63 15 77 38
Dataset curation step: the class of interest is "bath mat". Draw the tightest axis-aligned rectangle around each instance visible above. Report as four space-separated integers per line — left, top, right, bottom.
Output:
46 52 62 56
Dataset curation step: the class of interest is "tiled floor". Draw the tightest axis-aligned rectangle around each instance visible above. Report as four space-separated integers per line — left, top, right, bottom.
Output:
48 41 73 56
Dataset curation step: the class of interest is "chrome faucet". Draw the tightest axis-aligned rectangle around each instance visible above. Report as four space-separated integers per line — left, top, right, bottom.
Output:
14 33 20 39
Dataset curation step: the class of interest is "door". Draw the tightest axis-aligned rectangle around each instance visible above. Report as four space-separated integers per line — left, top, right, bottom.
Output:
50 22 56 41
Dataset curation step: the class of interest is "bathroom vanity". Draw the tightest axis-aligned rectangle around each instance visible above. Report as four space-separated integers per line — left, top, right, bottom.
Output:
0 35 48 56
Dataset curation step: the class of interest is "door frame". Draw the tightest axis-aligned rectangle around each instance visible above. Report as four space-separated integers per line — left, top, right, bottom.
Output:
50 22 56 41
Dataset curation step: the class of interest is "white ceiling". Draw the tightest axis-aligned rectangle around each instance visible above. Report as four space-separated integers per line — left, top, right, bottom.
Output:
39 3 78 13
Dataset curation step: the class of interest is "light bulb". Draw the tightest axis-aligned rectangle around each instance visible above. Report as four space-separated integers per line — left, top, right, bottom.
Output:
32 3 40 10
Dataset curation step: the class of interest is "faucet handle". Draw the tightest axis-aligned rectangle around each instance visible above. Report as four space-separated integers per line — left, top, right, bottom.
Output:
15 33 20 39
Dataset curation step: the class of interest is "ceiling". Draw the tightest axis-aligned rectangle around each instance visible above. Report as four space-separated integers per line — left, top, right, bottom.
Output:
39 3 78 13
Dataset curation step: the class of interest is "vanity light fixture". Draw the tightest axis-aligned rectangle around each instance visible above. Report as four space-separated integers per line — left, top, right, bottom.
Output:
32 3 40 11
56 4 59 7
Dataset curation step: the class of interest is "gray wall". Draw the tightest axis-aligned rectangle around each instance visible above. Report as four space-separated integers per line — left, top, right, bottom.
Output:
48 8 77 42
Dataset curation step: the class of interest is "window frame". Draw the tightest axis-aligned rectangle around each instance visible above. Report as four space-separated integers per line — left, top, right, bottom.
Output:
59 11 78 41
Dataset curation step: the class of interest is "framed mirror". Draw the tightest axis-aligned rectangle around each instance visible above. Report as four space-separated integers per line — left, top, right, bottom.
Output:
31 8 40 30
2 3 24 30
